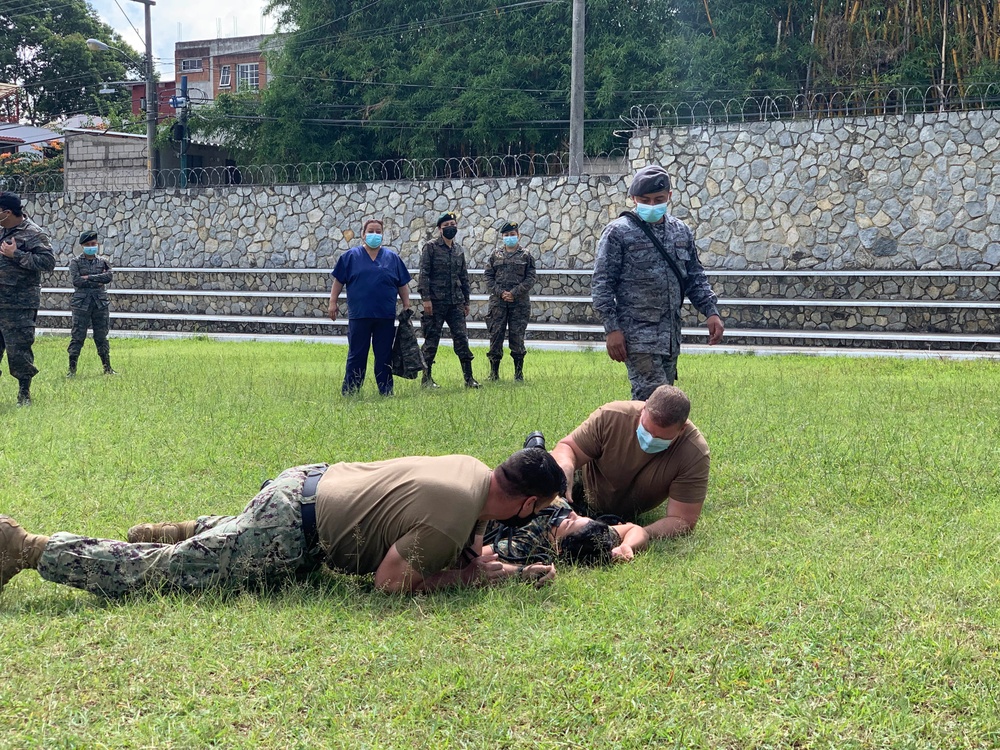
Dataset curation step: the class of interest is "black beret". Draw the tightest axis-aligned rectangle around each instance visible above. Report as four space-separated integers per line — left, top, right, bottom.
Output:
628 165 671 196
79 230 99 244
0 191 22 214
500 221 519 233
436 211 457 227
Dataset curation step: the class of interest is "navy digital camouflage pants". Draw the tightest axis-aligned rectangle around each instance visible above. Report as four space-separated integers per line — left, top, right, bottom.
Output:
625 351 678 401
0 308 39 382
36 464 327 597
68 301 111 360
421 303 473 365
486 301 529 364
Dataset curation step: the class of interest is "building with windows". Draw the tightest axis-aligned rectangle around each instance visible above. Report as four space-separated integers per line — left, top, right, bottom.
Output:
173 34 274 103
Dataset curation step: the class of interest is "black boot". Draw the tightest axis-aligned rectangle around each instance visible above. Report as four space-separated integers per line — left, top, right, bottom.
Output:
67 356 78 378
487 360 500 381
523 431 546 450
461 360 480 389
513 356 524 382
101 355 117 375
421 363 440 389
16 379 31 407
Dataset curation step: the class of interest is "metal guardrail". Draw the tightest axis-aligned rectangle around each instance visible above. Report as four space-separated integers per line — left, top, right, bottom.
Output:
625 83 1000 128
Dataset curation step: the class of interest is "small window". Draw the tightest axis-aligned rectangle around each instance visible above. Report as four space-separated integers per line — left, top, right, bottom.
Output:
237 63 259 91
219 65 231 88
181 58 203 72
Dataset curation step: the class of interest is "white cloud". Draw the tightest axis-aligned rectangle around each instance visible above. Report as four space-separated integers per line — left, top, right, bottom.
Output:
89 0 276 81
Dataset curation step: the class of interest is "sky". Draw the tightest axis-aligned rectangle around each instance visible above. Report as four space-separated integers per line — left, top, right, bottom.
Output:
88 0 276 82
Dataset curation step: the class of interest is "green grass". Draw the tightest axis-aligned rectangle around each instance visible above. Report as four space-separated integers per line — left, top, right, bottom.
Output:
2 337 1000 749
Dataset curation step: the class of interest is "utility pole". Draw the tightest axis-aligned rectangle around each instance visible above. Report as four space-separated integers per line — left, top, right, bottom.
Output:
568 0 585 177
131 0 158 188
170 76 190 187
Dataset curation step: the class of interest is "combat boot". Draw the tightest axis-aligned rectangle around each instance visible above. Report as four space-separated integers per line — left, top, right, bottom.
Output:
421 364 440 389
461 360 480 389
513 357 525 382
16 379 31 407
100 354 117 375
67 356 78 378
0 515 49 593
487 360 500 381
127 520 198 544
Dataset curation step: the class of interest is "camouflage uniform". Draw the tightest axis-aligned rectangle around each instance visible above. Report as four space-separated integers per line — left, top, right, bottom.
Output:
592 215 720 400
484 247 536 367
418 236 473 365
36 464 328 597
485 499 573 565
67 253 114 364
0 217 55 384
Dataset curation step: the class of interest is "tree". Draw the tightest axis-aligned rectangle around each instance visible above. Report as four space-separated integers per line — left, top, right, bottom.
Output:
0 0 144 126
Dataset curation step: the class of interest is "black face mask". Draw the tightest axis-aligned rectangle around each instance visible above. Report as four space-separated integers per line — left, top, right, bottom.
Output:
442 226 458 240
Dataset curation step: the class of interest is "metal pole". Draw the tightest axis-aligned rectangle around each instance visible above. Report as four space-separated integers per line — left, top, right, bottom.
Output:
179 75 188 188
568 0 585 176
131 0 157 188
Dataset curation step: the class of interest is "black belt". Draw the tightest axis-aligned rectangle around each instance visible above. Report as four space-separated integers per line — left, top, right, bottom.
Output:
299 468 327 551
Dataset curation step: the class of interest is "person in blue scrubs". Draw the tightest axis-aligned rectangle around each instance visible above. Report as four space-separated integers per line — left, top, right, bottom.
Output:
328 219 412 395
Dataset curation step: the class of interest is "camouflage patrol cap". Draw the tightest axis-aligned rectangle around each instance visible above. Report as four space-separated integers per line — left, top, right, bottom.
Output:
500 221 519 233
79 230 99 244
628 165 671 196
436 211 457 227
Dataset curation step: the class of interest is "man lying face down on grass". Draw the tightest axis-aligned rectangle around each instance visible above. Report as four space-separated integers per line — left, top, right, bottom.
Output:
0 449 565 599
484 498 650 567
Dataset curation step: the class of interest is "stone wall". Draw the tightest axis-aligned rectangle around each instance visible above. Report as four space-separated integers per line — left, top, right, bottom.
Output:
632 109 1000 271
26 108 1000 272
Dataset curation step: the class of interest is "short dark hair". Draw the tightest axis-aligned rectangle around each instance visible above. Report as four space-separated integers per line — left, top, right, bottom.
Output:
496 447 566 499
0 192 23 216
645 384 691 428
362 218 383 233
558 520 616 565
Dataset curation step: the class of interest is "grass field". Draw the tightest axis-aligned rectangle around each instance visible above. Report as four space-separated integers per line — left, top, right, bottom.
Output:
2 337 999 749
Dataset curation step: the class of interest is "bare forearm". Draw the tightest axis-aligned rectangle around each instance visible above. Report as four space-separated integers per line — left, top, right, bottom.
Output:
643 515 697 540
549 443 578 501
398 285 410 309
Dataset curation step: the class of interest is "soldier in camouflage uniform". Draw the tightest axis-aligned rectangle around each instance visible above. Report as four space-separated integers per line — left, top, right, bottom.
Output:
484 221 536 382
418 212 480 388
593 165 724 400
484 497 650 566
67 230 117 377
0 192 56 406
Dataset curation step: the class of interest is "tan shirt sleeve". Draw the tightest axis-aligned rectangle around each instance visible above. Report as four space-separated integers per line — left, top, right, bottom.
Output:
668 452 710 504
566 406 609 461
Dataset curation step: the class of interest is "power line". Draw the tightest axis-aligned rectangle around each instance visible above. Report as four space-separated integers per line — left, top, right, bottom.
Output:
111 0 148 52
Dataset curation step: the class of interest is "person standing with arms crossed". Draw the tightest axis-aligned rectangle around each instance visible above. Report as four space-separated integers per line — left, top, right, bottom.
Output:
67 230 117 377
418 212 480 389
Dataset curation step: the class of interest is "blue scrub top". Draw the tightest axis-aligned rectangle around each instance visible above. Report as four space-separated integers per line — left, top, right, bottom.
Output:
331 246 412 320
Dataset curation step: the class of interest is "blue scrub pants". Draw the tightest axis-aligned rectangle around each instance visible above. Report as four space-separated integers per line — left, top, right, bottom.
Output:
343 317 395 395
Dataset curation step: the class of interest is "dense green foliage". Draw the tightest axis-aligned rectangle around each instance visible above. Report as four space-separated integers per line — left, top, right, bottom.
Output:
2 339 1000 748
0 0 145 126
194 1 1000 164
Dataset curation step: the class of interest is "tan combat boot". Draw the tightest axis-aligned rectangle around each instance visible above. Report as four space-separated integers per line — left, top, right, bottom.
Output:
0 515 50 593
126 520 198 544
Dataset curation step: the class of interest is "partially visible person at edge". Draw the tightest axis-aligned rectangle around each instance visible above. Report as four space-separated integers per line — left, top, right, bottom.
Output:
67 230 117 377
328 218 411 396
484 497 650 567
549 384 709 541
0 191 55 406
484 220 536 382
592 164 724 400
418 211 480 389
0 448 566 599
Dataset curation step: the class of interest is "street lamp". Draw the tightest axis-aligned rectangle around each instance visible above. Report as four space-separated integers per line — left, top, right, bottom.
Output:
86 0 158 187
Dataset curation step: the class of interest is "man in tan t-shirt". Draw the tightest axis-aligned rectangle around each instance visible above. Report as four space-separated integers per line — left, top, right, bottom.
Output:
0 449 566 599
549 385 709 540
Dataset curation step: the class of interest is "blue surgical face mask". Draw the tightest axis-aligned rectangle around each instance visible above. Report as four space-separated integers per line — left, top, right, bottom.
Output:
636 421 672 453
634 202 668 223
502 235 519 248
83 246 98 256
364 233 382 249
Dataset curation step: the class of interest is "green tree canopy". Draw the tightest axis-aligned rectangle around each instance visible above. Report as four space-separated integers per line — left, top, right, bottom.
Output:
0 0 144 126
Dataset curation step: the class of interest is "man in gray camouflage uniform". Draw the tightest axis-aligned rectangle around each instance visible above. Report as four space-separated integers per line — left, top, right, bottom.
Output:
67 230 117 377
484 220 536 382
0 192 56 406
592 165 724 400
418 211 480 388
